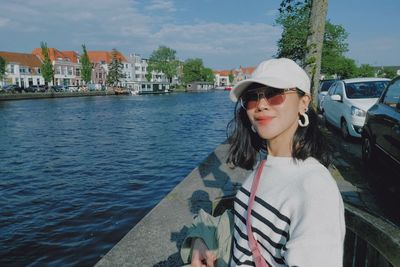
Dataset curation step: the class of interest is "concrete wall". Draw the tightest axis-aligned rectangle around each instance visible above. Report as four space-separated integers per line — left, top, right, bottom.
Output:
95 143 400 266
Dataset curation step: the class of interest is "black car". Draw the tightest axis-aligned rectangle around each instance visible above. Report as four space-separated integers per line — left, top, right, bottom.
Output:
362 76 400 178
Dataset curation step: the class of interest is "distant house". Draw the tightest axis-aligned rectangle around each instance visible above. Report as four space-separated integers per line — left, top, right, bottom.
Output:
234 66 255 84
32 48 82 86
0 51 44 88
213 70 231 87
87 50 132 87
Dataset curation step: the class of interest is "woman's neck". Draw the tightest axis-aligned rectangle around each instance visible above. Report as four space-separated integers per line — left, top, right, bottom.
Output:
267 121 298 157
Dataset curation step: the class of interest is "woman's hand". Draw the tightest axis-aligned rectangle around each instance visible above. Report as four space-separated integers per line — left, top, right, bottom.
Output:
191 238 216 267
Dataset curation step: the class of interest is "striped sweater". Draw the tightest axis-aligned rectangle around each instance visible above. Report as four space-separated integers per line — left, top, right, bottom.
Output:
231 156 345 267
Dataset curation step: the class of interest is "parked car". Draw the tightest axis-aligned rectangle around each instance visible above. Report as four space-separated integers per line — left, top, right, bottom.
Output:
2 84 23 93
51 85 68 92
322 77 390 139
361 76 400 177
25 85 40 93
318 79 338 112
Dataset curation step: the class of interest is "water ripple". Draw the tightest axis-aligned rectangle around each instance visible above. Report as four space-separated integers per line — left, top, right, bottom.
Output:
0 92 234 266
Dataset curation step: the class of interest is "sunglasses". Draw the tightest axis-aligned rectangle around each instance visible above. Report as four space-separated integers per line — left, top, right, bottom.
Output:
240 87 298 109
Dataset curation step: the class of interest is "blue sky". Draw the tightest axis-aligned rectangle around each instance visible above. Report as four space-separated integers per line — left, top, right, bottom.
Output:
0 0 399 70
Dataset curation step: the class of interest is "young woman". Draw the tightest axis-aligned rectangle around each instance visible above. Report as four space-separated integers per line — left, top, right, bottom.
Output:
189 58 345 267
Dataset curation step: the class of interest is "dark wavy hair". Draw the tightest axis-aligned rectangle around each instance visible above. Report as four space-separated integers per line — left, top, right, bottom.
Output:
226 89 332 170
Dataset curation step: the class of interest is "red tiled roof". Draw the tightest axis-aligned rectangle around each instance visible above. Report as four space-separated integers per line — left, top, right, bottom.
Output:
213 70 232 76
87 50 127 64
32 47 75 63
61 51 79 63
0 51 42 67
240 66 255 75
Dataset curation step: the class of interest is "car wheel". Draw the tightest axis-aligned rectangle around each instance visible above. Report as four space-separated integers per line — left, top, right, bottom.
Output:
341 119 349 140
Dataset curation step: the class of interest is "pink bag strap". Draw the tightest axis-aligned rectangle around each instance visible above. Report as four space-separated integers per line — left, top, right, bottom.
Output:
246 159 269 267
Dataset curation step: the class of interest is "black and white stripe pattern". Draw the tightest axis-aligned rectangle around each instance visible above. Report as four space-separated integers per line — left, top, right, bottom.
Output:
231 186 290 266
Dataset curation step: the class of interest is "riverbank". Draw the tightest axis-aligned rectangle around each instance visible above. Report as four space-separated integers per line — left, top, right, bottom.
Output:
0 91 114 101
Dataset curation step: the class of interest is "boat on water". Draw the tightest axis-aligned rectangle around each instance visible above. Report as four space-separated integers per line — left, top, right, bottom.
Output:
224 86 232 91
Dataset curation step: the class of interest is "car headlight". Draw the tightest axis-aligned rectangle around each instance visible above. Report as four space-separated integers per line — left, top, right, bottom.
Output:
351 106 366 117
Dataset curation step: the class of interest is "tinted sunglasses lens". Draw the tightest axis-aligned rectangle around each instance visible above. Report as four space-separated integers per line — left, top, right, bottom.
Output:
241 89 286 109
266 92 285 105
241 91 259 109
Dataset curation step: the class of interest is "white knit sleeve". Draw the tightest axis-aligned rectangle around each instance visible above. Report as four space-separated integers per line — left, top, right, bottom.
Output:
282 169 346 267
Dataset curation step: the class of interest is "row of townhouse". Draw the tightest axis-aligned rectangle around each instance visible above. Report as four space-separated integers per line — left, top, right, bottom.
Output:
0 49 168 89
213 66 255 87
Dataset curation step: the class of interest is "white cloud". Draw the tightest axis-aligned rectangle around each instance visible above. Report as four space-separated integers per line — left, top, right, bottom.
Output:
145 0 176 12
0 0 281 68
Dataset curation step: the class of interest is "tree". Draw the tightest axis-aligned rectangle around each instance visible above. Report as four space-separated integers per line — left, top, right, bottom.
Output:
40 41 54 85
148 46 179 83
0 56 6 82
357 64 375 77
276 1 310 64
107 48 124 86
378 67 397 79
182 58 214 84
304 0 328 107
80 44 92 84
229 71 234 84
321 22 349 75
202 68 215 83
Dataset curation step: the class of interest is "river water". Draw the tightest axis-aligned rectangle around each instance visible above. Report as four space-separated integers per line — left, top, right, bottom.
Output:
0 91 235 266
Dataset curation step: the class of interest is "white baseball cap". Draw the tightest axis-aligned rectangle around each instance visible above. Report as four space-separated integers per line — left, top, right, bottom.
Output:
230 58 311 102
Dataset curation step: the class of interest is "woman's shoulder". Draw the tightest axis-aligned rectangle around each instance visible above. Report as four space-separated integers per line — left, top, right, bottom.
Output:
297 157 339 194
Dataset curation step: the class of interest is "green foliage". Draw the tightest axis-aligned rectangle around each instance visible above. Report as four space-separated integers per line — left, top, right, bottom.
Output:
229 71 234 84
275 1 310 64
377 67 397 79
182 58 214 84
357 64 375 77
0 56 6 81
148 46 178 83
107 48 124 86
202 67 214 83
333 57 357 79
40 41 54 84
276 1 356 78
80 44 92 84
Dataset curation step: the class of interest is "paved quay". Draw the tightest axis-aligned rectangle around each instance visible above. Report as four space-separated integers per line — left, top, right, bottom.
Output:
95 142 400 266
0 91 114 101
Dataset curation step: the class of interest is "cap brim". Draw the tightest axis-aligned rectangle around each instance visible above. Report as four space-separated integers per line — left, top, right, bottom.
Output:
230 77 296 102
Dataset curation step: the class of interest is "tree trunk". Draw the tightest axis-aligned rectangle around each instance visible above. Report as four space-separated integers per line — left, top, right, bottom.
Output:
304 0 328 109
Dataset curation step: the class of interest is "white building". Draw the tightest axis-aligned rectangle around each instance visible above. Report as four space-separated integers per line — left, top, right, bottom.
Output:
0 51 45 88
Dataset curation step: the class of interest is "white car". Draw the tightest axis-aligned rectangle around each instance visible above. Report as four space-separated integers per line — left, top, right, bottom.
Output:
322 77 390 139
318 79 337 113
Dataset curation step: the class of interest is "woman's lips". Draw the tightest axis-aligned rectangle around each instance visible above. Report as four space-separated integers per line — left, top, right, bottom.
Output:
255 116 273 125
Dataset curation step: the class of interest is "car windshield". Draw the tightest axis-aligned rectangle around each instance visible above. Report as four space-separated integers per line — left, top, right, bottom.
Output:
320 80 336 92
345 81 389 99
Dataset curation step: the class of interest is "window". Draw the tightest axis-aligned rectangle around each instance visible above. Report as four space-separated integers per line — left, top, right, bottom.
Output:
76 68 80 76
9 64 15 74
68 67 73 75
383 79 400 109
